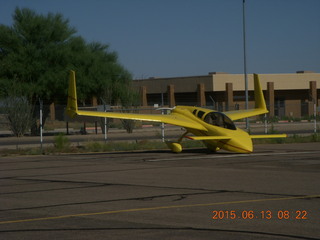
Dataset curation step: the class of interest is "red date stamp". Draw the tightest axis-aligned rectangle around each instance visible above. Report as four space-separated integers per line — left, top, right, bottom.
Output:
212 210 308 220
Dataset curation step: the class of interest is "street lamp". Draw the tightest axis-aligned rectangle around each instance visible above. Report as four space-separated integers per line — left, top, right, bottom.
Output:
243 0 249 130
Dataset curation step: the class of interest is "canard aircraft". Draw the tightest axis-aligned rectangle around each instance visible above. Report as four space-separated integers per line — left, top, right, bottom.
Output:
66 71 286 153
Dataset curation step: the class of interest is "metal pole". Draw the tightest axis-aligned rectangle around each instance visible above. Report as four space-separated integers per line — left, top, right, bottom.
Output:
66 121 69 135
309 94 317 134
100 98 108 143
243 0 249 130
314 102 317 133
39 99 43 152
209 96 215 110
104 103 108 143
161 110 165 142
161 93 165 142
264 113 268 134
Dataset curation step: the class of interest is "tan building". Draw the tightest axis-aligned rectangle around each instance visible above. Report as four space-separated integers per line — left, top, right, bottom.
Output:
133 71 320 118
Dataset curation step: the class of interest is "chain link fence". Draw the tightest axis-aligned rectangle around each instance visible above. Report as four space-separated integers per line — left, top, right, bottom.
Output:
0 102 319 137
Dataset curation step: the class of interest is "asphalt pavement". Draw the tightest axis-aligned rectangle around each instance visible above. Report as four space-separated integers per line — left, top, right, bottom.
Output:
0 142 319 239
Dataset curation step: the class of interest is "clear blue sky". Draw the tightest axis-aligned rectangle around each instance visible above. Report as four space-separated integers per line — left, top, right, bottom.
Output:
1 0 320 78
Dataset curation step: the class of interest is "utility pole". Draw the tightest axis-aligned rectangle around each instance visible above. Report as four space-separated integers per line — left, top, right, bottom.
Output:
243 0 250 130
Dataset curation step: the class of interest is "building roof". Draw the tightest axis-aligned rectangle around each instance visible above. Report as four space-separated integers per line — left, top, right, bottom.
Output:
133 72 320 93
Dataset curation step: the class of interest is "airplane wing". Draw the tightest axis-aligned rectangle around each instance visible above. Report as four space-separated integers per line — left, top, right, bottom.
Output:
66 71 207 131
75 109 207 131
250 134 287 139
224 74 269 121
185 134 287 140
223 108 267 121
185 136 231 141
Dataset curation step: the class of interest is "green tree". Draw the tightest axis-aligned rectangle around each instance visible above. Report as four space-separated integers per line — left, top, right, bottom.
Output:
0 8 78 134
0 7 134 135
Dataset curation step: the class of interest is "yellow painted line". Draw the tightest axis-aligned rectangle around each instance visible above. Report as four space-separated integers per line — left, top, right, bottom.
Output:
1 194 319 225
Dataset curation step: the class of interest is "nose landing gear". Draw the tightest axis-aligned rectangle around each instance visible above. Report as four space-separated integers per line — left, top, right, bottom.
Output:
165 131 189 153
165 141 183 153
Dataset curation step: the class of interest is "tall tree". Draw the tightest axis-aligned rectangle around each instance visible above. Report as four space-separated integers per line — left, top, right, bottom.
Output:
0 8 79 134
0 7 134 135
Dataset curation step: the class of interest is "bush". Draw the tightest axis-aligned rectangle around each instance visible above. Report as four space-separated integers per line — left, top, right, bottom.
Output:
54 133 70 151
3 96 33 137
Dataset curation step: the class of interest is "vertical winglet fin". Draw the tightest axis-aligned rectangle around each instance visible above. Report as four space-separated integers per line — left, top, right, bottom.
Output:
224 73 268 120
253 73 267 111
66 70 78 118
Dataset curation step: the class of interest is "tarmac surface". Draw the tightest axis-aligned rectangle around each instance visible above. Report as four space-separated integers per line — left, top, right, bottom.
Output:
0 142 319 239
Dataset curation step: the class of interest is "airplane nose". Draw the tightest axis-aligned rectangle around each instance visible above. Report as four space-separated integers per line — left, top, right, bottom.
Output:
220 138 253 153
229 137 253 153
235 135 253 153
234 130 253 153
242 143 253 153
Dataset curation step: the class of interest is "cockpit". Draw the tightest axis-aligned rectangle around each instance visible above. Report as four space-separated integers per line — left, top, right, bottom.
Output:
193 110 236 130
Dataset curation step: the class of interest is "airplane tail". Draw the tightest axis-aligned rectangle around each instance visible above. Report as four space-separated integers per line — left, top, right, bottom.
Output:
66 70 78 118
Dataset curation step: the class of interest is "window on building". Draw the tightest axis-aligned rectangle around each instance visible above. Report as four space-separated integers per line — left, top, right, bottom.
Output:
275 98 285 117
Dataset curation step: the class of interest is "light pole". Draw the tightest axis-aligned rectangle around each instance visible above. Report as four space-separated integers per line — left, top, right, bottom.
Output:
243 0 249 130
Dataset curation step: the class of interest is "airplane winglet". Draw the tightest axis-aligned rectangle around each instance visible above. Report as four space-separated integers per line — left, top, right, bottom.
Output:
253 73 267 110
224 74 268 121
66 70 78 118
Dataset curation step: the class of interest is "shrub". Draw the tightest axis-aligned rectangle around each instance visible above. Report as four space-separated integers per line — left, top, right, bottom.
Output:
54 133 70 151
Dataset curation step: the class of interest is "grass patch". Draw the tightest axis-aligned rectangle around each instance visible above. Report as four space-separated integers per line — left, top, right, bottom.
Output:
1 134 320 156
54 133 70 151
84 139 205 152
0 148 43 156
85 140 168 152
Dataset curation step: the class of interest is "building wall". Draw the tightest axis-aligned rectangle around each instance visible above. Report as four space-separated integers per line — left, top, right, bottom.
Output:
210 73 320 91
134 75 213 93
132 72 320 118
286 99 301 118
50 72 320 120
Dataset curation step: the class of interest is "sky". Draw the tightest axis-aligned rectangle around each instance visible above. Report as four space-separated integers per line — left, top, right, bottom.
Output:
1 0 320 79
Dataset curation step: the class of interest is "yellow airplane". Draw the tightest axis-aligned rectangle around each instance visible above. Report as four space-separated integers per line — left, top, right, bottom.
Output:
66 70 286 153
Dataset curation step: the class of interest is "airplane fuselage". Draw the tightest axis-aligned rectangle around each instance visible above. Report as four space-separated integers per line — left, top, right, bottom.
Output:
172 106 253 153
